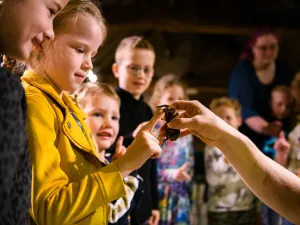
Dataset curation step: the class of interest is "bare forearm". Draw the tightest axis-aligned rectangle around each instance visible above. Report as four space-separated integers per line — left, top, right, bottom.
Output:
245 116 268 133
245 116 280 136
217 128 300 224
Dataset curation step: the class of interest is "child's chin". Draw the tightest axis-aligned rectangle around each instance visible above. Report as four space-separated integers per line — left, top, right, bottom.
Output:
98 143 111 151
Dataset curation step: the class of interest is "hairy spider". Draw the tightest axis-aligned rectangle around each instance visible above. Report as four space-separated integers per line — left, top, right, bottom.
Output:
157 105 180 142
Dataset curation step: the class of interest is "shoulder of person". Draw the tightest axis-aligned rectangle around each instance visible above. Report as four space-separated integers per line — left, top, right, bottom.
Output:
230 60 253 81
275 60 294 74
0 67 23 90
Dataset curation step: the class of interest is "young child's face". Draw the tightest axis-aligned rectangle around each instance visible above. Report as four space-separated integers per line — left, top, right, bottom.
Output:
271 91 293 120
113 49 155 99
38 14 103 93
214 106 241 130
82 95 120 152
157 85 185 106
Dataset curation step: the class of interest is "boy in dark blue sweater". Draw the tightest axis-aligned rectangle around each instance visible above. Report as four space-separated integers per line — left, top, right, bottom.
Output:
112 36 160 225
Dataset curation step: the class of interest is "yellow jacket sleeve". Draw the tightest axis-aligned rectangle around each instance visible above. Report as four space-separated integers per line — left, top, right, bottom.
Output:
26 93 126 225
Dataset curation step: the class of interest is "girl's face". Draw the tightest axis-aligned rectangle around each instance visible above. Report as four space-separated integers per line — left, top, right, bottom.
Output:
38 13 103 93
83 95 120 152
157 85 185 106
0 0 68 59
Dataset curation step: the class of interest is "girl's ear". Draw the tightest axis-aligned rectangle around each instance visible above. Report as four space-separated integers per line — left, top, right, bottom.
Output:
112 63 119 78
28 42 46 69
31 43 44 62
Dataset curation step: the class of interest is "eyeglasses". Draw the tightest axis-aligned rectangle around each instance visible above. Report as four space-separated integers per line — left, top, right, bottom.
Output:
122 64 154 78
255 44 278 52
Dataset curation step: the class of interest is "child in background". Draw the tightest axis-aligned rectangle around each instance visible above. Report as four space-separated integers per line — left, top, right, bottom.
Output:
112 36 160 225
262 86 293 160
76 82 143 225
291 72 300 126
261 85 293 225
288 75 300 178
149 74 194 225
280 76 300 225
21 1 162 224
205 97 256 225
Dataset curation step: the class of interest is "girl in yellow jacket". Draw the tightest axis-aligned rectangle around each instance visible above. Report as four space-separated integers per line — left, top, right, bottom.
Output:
21 1 163 224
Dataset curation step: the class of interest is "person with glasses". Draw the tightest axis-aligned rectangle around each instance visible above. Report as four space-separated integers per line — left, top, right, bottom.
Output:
112 36 160 225
228 28 294 225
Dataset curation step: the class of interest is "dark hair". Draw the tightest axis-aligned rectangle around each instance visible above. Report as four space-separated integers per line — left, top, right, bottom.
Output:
239 28 279 61
1 55 26 75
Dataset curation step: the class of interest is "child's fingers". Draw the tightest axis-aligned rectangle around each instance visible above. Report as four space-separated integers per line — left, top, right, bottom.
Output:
279 131 285 139
142 111 164 132
181 171 191 181
115 136 124 155
179 162 190 171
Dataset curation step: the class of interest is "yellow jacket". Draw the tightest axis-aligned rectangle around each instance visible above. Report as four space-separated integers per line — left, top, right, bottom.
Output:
22 70 126 225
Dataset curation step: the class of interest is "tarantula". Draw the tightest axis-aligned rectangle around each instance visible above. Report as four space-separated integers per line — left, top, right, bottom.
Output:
157 105 180 142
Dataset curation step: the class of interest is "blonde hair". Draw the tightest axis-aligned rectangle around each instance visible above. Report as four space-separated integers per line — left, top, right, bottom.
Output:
149 74 187 112
53 0 106 41
2 0 106 73
115 36 155 63
210 97 241 117
75 82 120 109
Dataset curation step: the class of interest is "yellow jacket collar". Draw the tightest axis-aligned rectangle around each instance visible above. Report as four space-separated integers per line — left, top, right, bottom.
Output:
21 70 86 119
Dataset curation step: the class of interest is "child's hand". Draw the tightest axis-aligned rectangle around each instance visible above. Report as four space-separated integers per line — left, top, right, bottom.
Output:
274 131 290 167
262 121 282 137
274 131 290 154
112 136 127 161
115 111 164 176
149 210 160 225
172 162 191 182
132 121 148 138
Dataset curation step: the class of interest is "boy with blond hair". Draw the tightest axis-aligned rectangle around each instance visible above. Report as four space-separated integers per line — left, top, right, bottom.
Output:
205 97 256 225
112 36 159 225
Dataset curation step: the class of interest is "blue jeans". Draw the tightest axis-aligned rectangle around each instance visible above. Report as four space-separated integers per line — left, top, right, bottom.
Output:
261 203 280 225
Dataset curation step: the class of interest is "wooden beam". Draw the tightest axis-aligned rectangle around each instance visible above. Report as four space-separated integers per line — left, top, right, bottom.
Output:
107 21 300 36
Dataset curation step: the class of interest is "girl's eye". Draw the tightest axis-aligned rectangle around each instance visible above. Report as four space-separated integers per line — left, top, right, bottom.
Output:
49 9 56 16
93 112 103 117
76 48 84 54
112 116 119 121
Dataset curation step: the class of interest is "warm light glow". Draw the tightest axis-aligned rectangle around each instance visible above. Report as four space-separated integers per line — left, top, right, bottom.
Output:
87 70 97 83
